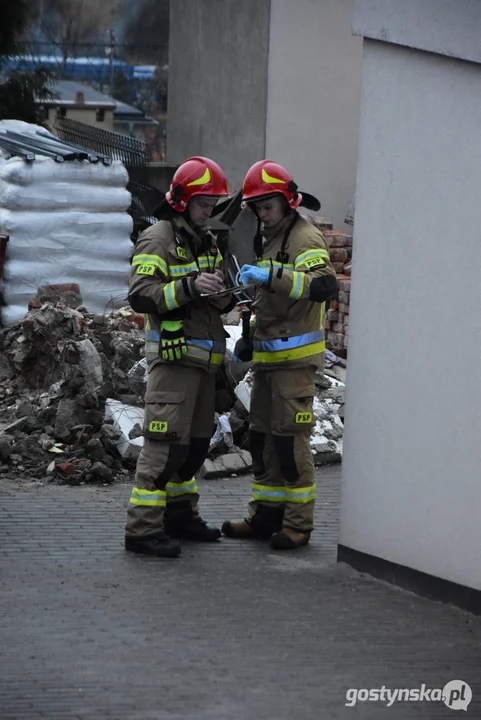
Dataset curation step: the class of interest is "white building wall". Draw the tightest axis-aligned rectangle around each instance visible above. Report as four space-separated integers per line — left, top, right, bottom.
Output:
340 37 481 590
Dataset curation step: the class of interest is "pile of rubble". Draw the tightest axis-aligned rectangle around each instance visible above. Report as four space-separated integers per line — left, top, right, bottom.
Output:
0 287 346 488
196 321 346 478
0 290 145 486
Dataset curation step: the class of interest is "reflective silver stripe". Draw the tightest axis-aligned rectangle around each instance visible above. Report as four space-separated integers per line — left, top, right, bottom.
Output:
166 478 198 496
256 259 294 271
187 338 226 353
145 330 160 341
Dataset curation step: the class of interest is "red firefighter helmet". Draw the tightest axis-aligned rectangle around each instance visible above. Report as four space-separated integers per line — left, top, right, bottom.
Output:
242 160 302 209
165 156 229 212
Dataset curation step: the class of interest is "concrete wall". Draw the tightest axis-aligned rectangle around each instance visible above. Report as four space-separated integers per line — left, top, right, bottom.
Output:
340 38 481 591
353 0 481 65
167 0 270 189
266 0 362 228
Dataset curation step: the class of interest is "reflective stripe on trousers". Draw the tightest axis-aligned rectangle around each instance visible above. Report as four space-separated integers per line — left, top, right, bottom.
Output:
252 482 316 504
129 487 166 507
165 478 198 497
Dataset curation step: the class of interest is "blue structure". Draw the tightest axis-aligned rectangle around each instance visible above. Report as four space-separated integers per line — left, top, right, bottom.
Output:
3 55 158 83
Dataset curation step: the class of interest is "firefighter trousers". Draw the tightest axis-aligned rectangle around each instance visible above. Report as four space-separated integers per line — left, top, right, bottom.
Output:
245 366 316 533
125 362 215 540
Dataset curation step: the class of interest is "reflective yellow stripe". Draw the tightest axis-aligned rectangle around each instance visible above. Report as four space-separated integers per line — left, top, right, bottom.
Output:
261 168 285 184
286 485 316 503
295 249 329 268
184 348 223 365
253 340 325 363
166 478 198 497
129 487 166 507
252 482 286 502
288 271 305 300
187 167 210 186
163 281 179 310
169 262 198 277
197 255 216 268
210 352 224 365
132 254 168 276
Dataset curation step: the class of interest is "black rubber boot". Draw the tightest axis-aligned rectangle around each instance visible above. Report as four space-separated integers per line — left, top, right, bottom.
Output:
222 507 284 540
164 502 221 542
125 532 181 558
270 528 310 550
178 517 221 542
250 506 284 539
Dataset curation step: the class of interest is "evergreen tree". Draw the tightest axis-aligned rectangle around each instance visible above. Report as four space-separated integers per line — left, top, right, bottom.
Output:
0 1 55 123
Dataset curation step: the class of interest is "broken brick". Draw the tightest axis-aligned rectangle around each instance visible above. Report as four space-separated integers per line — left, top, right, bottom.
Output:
56 461 75 477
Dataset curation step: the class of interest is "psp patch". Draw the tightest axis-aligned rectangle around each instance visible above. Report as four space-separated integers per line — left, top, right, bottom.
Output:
305 257 326 270
295 412 313 424
149 421 169 433
136 264 156 275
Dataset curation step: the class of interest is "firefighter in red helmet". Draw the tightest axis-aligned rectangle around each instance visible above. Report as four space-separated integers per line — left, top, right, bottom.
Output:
222 160 337 550
125 156 235 558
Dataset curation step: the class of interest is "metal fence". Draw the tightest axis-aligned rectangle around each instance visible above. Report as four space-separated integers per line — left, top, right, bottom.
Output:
54 117 161 241
54 117 148 167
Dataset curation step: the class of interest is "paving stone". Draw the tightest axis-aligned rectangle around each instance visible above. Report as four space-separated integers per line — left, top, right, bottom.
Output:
0 468 480 719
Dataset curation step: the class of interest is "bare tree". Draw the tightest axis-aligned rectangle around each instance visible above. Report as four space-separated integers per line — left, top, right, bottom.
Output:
38 0 122 68
122 0 169 66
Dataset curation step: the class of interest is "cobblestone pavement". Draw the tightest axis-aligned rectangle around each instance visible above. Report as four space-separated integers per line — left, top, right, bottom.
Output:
0 466 480 719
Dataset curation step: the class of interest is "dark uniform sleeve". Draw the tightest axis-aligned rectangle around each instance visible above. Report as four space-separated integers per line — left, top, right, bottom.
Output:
267 229 337 303
128 229 197 316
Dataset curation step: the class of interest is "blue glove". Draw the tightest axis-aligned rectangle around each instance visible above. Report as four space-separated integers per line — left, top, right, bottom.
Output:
239 264 269 285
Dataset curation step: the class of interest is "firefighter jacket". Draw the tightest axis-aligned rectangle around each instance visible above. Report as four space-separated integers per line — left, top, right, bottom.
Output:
251 212 337 370
128 216 230 373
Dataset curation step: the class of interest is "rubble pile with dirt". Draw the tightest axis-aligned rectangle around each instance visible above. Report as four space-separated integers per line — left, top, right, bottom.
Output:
0 294 346 488
0 296 145 486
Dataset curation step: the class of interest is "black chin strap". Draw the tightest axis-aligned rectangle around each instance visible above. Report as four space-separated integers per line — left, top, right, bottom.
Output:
280 212 299 258
253 217 263 259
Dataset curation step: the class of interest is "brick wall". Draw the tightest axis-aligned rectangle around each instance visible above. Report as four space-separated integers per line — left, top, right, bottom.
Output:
306 217 352 353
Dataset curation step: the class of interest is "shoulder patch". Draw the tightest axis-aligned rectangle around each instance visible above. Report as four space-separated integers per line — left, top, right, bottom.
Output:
136 264 156 275
305 257 326 270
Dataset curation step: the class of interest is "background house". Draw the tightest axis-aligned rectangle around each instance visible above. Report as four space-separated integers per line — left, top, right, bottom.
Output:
38 79 164 160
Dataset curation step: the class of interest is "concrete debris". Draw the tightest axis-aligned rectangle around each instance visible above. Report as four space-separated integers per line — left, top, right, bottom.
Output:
234 380 251 413
126 357 148 397
0 303 345 488
210 414 234 452
200 449 253 479
104 399 144 461
221 330 346 468
0 296 144 485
